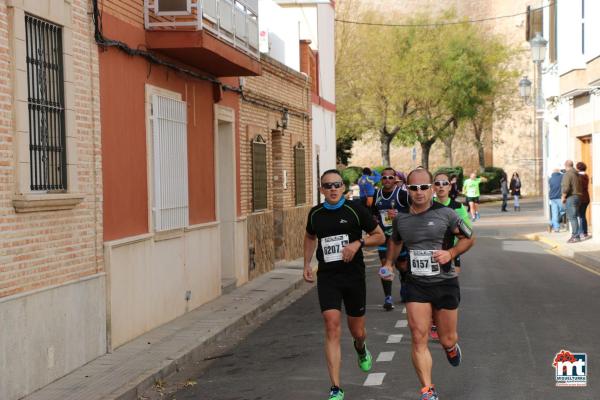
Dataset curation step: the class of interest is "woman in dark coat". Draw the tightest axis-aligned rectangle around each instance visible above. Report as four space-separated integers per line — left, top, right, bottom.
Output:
509 172 521 211
576 162 591 240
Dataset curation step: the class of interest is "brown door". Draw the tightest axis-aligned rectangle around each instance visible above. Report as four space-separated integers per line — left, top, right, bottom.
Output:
580 135 592 225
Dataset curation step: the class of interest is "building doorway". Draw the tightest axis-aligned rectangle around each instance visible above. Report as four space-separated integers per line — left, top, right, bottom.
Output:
215 107 237 291
580 135 592 226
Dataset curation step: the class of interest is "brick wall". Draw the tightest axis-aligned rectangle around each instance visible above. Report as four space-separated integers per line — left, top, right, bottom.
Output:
0 0 103 298
240 55 312 215
101 0 144 27
240 55 313 265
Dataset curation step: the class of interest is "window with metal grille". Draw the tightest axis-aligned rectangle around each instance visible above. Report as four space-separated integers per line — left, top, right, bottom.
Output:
25 14 67 191
294 143 306 205
151 94 189 231
252 135 267 211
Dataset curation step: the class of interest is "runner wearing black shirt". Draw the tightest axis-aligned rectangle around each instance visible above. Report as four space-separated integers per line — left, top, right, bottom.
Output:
304 169 385 400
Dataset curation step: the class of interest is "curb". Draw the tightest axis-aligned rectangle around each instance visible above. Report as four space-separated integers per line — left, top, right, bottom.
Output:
115 273 308 400
524 233 600 275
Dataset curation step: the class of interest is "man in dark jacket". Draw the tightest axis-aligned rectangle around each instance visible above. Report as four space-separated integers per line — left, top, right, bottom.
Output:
548 168 564 232
561 160 582 243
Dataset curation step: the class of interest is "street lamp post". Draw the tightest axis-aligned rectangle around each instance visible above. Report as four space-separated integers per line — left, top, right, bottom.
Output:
530 32 547 204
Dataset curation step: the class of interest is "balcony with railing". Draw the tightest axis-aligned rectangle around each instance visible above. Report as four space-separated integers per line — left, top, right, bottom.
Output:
144 0 261 76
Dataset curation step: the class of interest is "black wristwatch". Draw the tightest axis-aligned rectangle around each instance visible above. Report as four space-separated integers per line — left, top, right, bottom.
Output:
359 238 365 248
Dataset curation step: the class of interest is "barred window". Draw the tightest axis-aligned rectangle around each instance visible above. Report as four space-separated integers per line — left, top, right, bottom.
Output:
294 143 306 205
25 14 67 191
252 135 267 211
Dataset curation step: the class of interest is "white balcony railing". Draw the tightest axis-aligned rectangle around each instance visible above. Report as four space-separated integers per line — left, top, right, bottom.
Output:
144 0 260 59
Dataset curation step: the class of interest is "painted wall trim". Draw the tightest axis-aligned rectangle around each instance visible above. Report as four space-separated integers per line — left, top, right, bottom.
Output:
185 221 220 231
105 232 154 249
0 273 106 305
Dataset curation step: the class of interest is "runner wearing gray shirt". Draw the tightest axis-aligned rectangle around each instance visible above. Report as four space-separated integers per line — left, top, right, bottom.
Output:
383 168 474 400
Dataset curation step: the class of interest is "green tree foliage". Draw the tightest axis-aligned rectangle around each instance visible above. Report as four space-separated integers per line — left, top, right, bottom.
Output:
335 5 517 170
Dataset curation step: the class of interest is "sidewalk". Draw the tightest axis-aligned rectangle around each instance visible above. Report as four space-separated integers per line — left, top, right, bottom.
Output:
24 258 313 400
524 230 600 274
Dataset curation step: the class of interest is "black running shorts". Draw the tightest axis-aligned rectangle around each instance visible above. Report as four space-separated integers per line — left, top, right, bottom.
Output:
317 271 366 317
466 196 480 204
405 278 460 310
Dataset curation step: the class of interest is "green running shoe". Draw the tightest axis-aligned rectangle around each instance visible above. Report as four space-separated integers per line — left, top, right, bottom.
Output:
357 344 372 372
328 386 344 400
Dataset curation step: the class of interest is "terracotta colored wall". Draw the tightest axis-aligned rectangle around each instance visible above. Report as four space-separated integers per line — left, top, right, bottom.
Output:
100 13 233 240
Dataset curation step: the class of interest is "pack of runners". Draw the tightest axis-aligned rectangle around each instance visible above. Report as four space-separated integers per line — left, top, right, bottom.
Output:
304 167 475 400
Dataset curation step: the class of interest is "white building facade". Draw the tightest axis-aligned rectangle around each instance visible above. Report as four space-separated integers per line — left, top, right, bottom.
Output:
267 0 336 204
542 0 599 240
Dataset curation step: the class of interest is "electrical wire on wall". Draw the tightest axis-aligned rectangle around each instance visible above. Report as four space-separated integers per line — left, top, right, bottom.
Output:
91 0 310 121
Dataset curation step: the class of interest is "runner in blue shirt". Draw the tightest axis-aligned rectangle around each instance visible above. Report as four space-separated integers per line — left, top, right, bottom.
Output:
357 167 381 208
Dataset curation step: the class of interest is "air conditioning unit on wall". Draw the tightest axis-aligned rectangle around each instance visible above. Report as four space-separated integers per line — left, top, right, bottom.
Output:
156 0 191 15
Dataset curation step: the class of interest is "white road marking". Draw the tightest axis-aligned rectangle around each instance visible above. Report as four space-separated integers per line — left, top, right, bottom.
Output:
386 334 403 343
376 351 395 362
363 372 386 386
402 307 407 314
395 319 408 328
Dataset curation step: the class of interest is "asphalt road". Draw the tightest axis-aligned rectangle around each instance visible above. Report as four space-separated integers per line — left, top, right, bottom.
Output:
145 200 600 399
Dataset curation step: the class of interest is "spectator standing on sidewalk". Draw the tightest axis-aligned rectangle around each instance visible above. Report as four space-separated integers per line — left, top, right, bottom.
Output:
561 160 582 243
509 172 522 211
500 172 509 212
576 162 591 240
548 168 564 232
449 175 460 201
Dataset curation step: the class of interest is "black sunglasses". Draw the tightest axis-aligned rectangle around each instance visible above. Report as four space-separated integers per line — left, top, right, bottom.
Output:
322 181 343 189
434 180 450 187
407 184 432 191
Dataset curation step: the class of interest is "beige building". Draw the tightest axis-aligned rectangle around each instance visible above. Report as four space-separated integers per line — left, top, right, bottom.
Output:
0 1 105 399
347 0 544 195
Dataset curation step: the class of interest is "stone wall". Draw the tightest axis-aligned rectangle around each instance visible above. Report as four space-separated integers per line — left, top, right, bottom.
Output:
274 205 312 261
348 127 491 176
246 211 275 280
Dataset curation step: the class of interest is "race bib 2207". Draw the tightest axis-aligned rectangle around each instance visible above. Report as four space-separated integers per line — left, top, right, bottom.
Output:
321 234 350 263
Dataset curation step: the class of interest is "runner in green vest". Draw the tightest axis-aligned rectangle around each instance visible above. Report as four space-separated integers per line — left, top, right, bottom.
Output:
462 172 487 222
430 171 472 340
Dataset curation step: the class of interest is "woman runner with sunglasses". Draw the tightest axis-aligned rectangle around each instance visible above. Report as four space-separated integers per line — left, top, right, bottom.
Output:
304 169 385 400
383 168 475 400
429 172 472 341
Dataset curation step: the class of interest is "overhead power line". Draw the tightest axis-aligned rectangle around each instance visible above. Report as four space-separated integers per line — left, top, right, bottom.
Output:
335 2 552 27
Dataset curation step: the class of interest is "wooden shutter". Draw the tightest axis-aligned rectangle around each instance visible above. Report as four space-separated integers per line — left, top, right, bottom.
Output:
294 143 306 205
252 135 267 211
526 6 544 41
